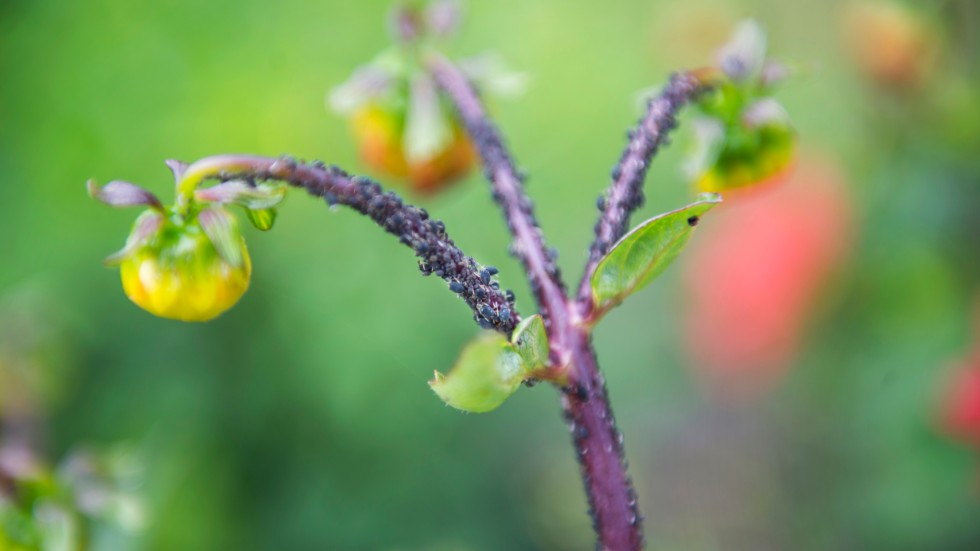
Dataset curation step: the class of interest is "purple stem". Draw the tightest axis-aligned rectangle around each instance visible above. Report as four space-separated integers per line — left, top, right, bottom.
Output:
576 73 707 308
176 155 519 333
427 56 569 337
429 57 645 550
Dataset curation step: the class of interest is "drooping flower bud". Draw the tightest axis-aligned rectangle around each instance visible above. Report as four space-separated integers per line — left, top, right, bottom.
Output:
686 19 797 193
329 3 523 196
90 173 255 323
332 56 476 195
690 102 796 193
117 208 251 322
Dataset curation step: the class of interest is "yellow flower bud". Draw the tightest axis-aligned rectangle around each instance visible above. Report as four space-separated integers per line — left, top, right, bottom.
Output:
119 216 251 322
695 123 796 193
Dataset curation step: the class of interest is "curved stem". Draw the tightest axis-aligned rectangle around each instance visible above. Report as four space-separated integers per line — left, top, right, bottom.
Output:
576 72 708 309
176 154 519 333
429 58 645 550
427 56 571 344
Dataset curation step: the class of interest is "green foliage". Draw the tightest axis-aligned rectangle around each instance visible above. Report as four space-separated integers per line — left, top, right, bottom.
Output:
244 207 277 231
429 333 527 413
590 193 721 319
511 314 549 374
687 20 797 193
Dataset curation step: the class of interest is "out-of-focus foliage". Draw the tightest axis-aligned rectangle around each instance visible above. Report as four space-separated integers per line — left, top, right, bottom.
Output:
685 20 798 194
1 0 979 550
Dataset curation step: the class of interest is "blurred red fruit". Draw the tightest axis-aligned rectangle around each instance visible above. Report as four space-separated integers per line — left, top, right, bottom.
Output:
941 360 980 448
939 299 980 450
682 154 854 396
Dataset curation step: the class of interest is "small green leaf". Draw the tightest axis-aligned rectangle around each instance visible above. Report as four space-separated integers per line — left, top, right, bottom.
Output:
591 193 722 317
511 314 548 371
194 181 286 210
246 207 277 231
430 333 526 413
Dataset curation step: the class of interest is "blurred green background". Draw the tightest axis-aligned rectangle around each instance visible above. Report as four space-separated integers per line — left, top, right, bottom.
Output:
2 0 979 549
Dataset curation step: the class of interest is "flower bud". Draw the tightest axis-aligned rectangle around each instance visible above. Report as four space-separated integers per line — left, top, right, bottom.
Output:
685 19 797 193
351 102 475 194
844 1 937 90
118 210 250 322
692 119 796 193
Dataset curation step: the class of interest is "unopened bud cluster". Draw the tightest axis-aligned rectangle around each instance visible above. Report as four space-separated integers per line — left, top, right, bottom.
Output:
89 160 286 322
686 20 797 193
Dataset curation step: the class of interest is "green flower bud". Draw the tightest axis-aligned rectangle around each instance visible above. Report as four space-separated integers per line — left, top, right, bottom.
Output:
118 208 250 322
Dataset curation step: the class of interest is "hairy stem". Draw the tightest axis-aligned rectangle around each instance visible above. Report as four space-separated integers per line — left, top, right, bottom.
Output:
427 56 570 337
577 72 707 308
430 58 645 550
177 154 519 333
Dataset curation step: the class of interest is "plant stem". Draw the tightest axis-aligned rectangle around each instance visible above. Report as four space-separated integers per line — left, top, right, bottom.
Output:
173 154 519 333
577 73 708 307
427 56 569 337
429 57 645 550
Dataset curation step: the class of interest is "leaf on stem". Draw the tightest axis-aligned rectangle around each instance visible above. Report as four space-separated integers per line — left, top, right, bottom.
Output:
194 181 286 210
430 333 527 413
590 193 722 319
512 314 548 372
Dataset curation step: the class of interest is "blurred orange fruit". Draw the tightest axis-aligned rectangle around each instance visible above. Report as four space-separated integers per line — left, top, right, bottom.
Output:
351 104 475 195
843 1 938 89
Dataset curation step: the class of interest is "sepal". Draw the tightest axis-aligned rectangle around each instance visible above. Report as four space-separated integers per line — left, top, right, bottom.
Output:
88 180 162 210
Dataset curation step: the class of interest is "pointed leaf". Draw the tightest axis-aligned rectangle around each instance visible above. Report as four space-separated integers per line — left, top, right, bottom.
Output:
404 74 453 163
425 0 462 38
683 118 725 181
194 181 286 210
460 53 529 98
104 210 163 265
430 333 526 413
328 66 393 115
718 19 767 81
742 98 792 129
245 207 277 231
511 314 548 371
591 194 722 316
88 180 162 210
198 207 243 268
165 159 189 182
